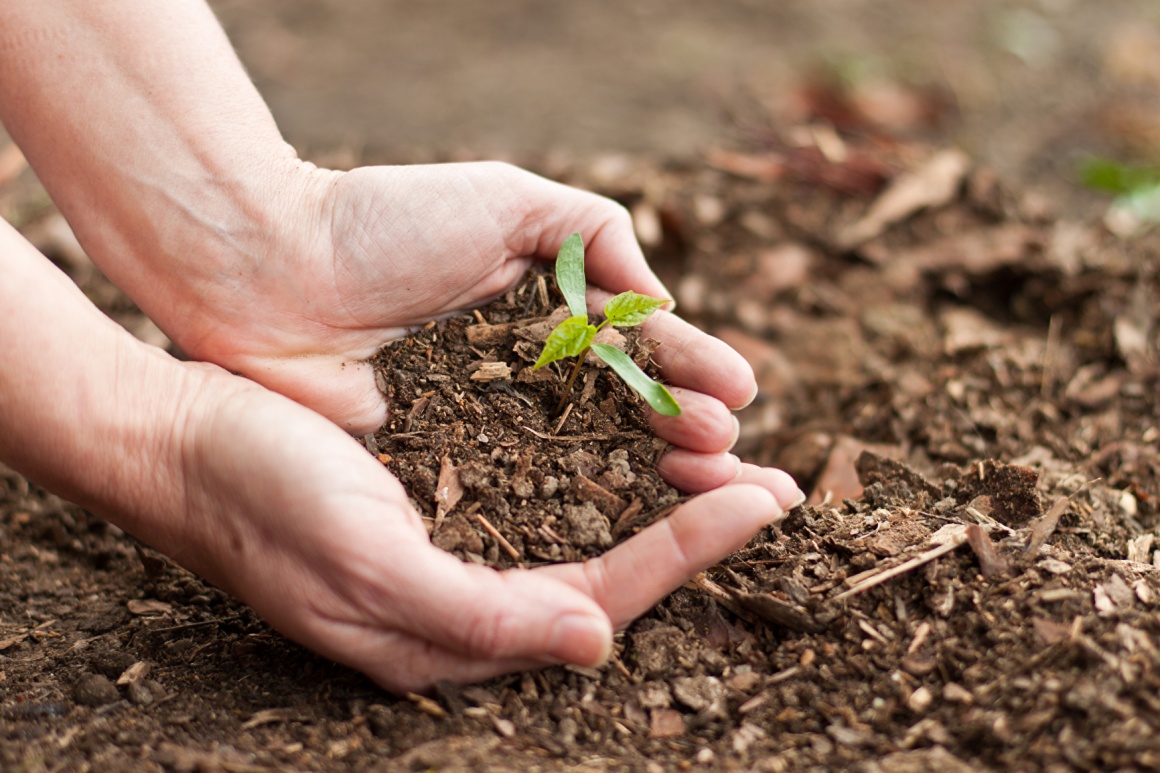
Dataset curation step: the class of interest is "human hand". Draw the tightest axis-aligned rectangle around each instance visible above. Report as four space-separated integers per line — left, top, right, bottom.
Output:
129 161 761 492
172 365 803 693
1 193 803 698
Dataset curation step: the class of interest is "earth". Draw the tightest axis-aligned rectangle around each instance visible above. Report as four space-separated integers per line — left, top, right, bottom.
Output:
4 2 1160 771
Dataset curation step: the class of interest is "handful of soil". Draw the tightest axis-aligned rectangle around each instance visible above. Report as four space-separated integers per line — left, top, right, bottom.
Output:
370 271 688 568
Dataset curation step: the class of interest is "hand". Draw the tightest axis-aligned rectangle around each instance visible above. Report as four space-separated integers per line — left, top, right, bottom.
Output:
0 204 804 697
173 365 803 693
136 161 762 491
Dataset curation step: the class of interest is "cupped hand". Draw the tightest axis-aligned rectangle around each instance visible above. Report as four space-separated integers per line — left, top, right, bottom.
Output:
142 161 758 493
173 365 802 693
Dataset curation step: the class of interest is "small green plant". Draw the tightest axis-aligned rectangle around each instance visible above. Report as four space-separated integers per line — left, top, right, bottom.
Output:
534 233 681 417
1081 156 1160 228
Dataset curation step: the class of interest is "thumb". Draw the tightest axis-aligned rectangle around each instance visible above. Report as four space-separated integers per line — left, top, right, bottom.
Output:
386 539 614 667
514 170 671 301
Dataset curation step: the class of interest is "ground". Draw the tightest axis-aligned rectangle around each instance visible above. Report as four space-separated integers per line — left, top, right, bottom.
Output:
3 2 1160 772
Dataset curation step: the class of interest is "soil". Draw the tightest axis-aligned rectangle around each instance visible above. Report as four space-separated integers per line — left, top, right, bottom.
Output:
368 277 685 568
5 125 1160 771
4 5 1160 768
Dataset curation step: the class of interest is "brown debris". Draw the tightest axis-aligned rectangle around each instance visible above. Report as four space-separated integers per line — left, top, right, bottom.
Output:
965 524 1009 579
468 361 512 382
835 149 970 249
433 456 464 529
648 708 686 739
570 475 625 519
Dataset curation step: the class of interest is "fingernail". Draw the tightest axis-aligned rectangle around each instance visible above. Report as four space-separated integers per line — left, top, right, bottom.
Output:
729 415 741 448
728 453 743 480
789 489 807 509
738 383 759 410
549 614 612 667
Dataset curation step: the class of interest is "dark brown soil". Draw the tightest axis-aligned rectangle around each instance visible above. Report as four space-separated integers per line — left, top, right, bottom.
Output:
369 276 684 569
5 130 1160 771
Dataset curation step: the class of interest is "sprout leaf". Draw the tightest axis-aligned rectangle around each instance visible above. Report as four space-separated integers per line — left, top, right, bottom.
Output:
603 291 668 328
556 233 588 318
591 343 681 416
532 315 597 370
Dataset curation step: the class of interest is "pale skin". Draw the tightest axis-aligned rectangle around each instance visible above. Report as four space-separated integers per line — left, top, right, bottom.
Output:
0 1 804 693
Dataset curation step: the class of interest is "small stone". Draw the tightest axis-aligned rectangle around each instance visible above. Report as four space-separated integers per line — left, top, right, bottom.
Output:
942 682 974 704
907 685 933 714
726 671 762 693
672 676 727 719
637 681 672 709
127 681 154 706
695 748 715 765
561 501 613 548
649 708 685 739
74 673 119 707
537 476 559 500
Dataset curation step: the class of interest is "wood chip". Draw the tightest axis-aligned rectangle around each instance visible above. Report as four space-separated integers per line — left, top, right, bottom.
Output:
570 475 625 518
406 692 447 719
469 361 512 381
126 599 173 616
116 661 151 687
241 708 297 729
965 524 1009 578
0 634 28 651
1024 495 1072 557
907 621 931 654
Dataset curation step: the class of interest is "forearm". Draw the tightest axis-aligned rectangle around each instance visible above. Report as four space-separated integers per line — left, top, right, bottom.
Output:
0 218 196 549
0 1 311 326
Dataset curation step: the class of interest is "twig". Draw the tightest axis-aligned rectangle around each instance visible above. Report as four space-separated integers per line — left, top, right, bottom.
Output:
833 531 970 602
475 513 521 561
522 426 644 443
552 402 574 435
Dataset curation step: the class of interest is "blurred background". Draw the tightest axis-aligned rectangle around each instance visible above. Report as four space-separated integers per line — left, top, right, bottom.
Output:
211 0 1160 210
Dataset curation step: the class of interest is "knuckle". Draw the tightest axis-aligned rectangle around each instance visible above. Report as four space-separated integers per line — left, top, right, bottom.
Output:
459 606 512 659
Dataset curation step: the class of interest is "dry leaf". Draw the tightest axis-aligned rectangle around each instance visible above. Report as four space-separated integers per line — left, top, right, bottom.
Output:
836 149 970 249
433 456 464 529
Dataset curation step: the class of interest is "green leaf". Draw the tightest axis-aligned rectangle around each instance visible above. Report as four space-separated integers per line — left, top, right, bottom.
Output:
1080 157 1160 195
591 343 681 416
532 315 597 370
603 291 669 327
556 233 588 318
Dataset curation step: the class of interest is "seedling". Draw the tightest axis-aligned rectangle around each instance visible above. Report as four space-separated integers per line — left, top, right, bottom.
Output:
1081 156 1160 228
533 233 681 417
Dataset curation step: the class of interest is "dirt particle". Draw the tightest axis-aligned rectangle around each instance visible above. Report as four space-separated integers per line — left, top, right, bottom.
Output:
73 673 119 707
561 502 612 548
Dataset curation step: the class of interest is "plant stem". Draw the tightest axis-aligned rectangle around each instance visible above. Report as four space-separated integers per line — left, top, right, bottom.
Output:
553 347 589 418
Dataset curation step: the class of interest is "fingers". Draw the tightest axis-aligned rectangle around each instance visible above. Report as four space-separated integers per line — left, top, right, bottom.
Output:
539 475 798 629
364 537 615 668
734 463 806 519
345 464 803 693
649 388 738 453
637 309 758 409
585 288 757 410
234 354 388 436
656 449 740 493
